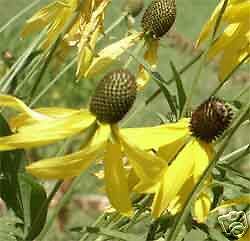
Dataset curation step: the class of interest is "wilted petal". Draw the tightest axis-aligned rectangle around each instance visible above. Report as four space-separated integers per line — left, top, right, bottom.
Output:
26 142 106 179
104 139 133 216
84 32 143 78
136 39 159 89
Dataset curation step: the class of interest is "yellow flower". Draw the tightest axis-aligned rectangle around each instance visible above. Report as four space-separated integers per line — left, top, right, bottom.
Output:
82 0 177 88
22 0 110 77
122 97 233 220
196 0 250 80
0 69 165 216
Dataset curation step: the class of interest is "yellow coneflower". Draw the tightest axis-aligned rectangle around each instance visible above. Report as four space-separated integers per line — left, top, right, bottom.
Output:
0 69 165 216
196 0 250 80
82 0 177 89
122 97 233 221
22 0 110 78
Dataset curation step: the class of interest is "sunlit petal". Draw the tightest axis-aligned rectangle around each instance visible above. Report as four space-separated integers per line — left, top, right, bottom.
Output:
151 139 196 217
0 95 49 121
26 142 106 179
121 118 190 150
0 110 95 150
84 32 143 78
104 139 133 216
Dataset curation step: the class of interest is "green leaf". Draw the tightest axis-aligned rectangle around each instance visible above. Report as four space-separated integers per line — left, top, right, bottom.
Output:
19 173 48 241
170 61 187 118
0 114 25 219
0 215 23 241
151 71 178 120
87 227 145 241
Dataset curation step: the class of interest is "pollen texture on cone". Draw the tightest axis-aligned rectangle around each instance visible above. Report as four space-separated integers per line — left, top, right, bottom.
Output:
190 97 233 143
90 69 137 124
141 0 176 38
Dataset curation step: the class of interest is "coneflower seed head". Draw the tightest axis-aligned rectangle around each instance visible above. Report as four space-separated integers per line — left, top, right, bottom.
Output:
141 0 176 38
190 97 233 142
90 69 137 124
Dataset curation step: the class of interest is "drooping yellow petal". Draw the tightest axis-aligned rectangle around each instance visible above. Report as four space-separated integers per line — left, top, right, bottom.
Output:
224 2 250 23
167 178 194 215
121 118 190 151
196 0 225 47
218 38 249 80
193 192 212 223
151 139 196 218
0 95 49 121
136 39 159 89
26 142 106 179
84 32 143 78
76 0 110 77
21 1 66 38
104 139 133 216
239 227 250 241
114 126 166 185
0 110 95 151
192 140 214 183
9 107 80 130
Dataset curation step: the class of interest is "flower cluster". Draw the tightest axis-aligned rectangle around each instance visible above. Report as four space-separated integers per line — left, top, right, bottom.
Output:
0 0 249 233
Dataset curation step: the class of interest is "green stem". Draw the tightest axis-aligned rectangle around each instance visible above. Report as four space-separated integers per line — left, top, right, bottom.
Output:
166 102 250 241
30 14 126 106
0 0 41 33
185 0 229 111
220 144 250 165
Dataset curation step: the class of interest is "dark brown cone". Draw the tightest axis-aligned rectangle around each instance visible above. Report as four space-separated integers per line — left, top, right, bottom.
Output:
141 0 176 38
190 97 233 143
90 69 137 124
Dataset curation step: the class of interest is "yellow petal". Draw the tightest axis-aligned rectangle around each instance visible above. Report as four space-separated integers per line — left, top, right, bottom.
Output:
114 127 166 184
211 196 250 213
76 0 110 76
193 192 212 223
9 107 80 130
0 95 49 121
26 142 106 179
192 140 214 183
168 178 194 215
21 1 64 37
136 39 159 89
224 2 250 23
104 139 133 216
158 136 188 163
0 110 95 151
151 139 196 218
196 1 225 47
84 32 143 78
120 118 190 151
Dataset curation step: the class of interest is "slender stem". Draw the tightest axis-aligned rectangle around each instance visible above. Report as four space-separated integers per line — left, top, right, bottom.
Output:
145 52 203 105
0 0 41 33
31 14 126 106
185 0 229 111
166 103 250 241
36 176 82 241
220 144 250 165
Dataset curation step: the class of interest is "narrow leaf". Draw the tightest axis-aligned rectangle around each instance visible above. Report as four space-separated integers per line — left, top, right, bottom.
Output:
170 61 186 118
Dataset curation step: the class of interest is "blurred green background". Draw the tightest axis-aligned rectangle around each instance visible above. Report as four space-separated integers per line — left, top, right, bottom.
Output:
0 0 249 240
